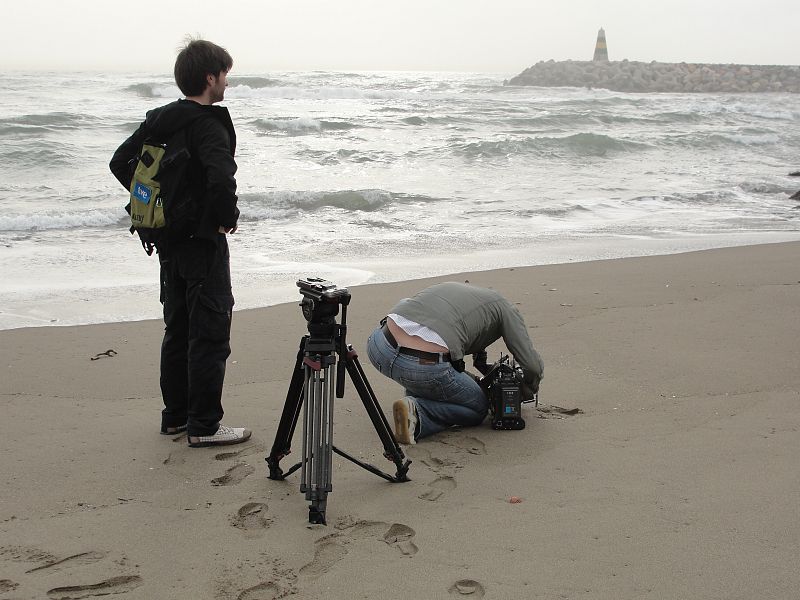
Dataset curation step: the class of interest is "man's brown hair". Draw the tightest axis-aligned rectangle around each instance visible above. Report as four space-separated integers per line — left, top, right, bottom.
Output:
174 38 233 97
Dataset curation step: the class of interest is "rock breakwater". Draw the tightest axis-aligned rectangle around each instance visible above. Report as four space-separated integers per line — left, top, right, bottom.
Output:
507 60 800 93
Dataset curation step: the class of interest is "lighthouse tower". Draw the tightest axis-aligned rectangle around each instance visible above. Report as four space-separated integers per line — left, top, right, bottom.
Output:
593 27 609 61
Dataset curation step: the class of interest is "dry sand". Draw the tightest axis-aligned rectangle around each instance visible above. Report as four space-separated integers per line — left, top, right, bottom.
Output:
1 241 799 600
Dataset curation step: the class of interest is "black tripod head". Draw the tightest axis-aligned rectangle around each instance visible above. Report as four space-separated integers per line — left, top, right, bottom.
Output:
297 277 352 397
298 277 351 325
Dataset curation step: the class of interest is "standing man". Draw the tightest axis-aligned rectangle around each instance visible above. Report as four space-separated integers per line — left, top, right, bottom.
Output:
110 39 250 448
366 282 544 444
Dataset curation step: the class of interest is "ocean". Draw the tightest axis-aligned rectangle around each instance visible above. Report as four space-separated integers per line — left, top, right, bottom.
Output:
1 71 799 330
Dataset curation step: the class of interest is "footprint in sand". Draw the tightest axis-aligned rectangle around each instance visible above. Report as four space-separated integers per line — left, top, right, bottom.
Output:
300 520 419 577
236 581 283 600
340 519 419 556
212 462 255 486
231 503 272 532
448 579 486 597
1 547 138 599
26 551 107 574
230 562 296 600
536 405 584 419
0 545 57 564
298 536 349 577
443 435 487 456
46 575 143 599
419 475 457 502
405 446 456 473
382 523 419 556
214 443 266 462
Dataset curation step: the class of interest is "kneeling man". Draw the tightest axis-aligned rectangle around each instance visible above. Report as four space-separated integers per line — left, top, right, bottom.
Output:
366 282 543 444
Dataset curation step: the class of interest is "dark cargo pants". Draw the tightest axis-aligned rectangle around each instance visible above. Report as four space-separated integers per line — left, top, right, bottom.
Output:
158 235 234 436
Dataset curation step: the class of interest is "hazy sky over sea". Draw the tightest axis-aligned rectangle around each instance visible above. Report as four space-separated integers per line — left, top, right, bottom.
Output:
5 0 798 73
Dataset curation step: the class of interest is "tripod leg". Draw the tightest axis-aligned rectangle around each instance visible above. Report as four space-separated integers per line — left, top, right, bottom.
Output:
345 347 411 482
266 337 307 480
301 354 336 525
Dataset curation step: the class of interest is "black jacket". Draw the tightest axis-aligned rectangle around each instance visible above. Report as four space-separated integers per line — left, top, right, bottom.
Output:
110 99 238 243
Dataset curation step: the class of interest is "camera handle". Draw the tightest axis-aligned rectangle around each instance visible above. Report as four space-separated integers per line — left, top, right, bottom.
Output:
266 329 411 525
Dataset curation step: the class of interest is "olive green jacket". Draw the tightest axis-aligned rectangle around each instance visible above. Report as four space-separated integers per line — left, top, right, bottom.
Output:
390 282 544 386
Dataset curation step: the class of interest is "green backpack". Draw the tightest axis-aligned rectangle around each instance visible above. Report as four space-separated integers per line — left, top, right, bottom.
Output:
128 127 195 255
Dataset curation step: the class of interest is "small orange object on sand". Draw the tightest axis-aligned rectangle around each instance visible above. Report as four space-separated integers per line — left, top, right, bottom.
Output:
509 496 523 504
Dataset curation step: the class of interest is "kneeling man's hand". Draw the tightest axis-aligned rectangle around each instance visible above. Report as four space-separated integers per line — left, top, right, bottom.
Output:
521 375 540 400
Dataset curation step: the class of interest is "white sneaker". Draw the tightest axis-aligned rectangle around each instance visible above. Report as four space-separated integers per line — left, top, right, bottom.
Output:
392 397 418 445
188 424 252 448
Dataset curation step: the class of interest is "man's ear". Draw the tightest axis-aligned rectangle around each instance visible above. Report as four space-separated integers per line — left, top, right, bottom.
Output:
206 73 215 87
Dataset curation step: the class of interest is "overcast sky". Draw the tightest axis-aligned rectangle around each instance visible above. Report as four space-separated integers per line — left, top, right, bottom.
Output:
4 0 798 74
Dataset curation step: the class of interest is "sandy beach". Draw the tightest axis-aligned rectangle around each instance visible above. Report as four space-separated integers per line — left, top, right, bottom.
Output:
1 241 799 600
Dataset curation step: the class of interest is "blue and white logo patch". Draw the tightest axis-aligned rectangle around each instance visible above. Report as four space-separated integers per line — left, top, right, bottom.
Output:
132 182 152 204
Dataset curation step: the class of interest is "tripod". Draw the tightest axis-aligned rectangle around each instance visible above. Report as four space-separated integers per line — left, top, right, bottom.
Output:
266 280 411 525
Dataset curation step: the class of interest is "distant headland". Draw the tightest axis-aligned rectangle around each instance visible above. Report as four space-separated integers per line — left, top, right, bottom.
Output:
506 60 800 93
507 27 800 93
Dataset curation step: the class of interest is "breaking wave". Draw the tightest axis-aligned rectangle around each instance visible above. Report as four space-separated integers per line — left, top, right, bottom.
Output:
298 148 397 165
0 141 76 168
124 82 179 98
237 189 441 219
0 112 97 135
226 86 412 100
715 132 780 146
0 209 124 232
252 117 360 135
453 132 650 158
630 190 735 206
228 76 282 88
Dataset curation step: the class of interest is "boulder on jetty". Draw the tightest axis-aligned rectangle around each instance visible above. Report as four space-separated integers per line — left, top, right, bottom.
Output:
507 60 800 93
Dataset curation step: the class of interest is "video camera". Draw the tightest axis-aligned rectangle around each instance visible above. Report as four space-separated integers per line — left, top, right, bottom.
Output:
474 351 537 430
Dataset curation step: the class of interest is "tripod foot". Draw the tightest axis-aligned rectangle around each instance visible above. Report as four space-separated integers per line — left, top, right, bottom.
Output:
266 456 284 480
309 506 327 525
395 459 412 482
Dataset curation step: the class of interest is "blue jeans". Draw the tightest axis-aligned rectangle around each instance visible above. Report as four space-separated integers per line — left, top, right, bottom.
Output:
366 326 488 440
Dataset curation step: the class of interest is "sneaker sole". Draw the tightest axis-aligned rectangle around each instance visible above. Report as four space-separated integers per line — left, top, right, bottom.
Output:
188 430 252 448
392 400 413 445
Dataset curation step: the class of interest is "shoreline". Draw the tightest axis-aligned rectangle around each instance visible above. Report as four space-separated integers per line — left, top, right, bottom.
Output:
2 231 799 332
